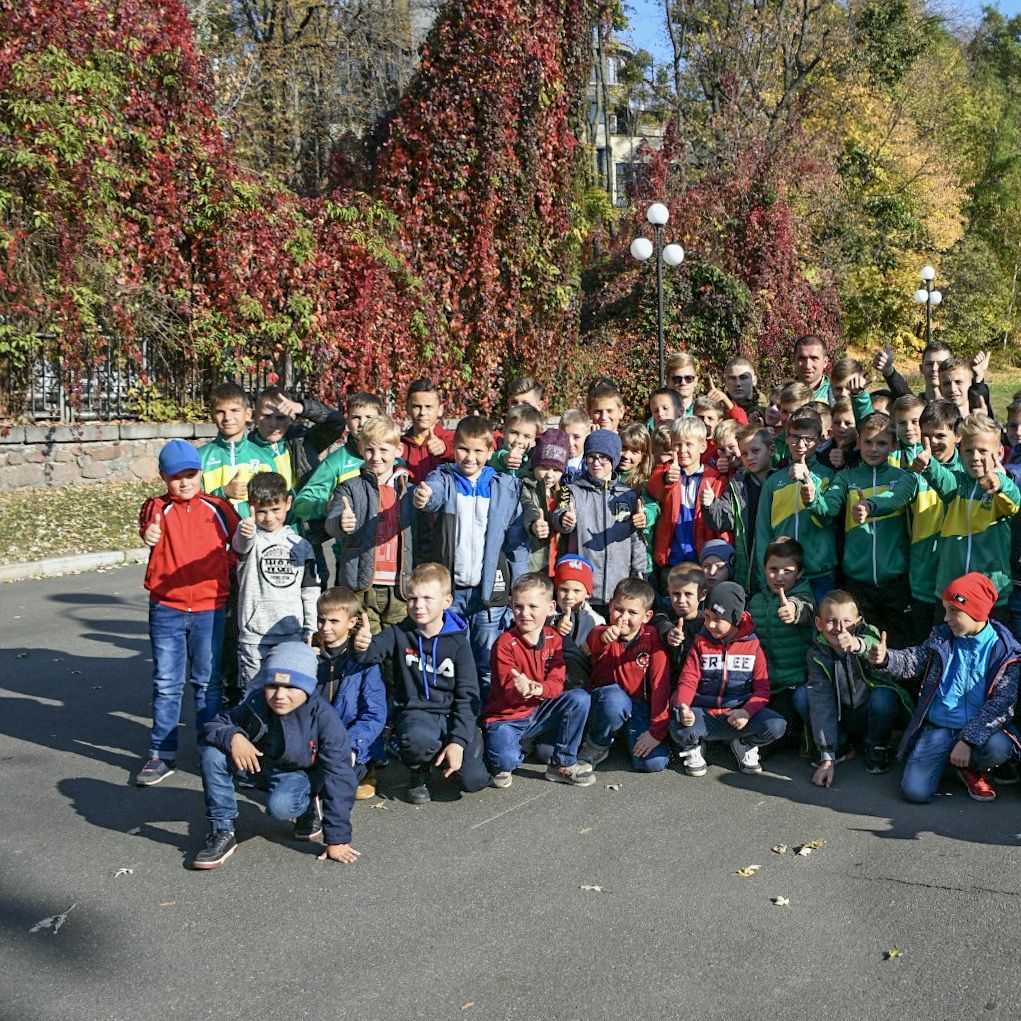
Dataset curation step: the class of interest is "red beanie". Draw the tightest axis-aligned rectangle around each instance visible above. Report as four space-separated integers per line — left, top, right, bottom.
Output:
554 555 594 596
942 573 999 622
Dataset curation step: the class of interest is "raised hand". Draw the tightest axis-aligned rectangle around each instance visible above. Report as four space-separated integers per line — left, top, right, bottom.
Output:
413 480 433 510
602 624 621 645
353 611 372 653
869 630 888 666
239 516 257 539
834 627 859 654
800 477 816 505
789 454 810 483
764 405 782 429
531 517 550 540
666 625 684 647
971 349 990 382
850 489 869 525
846 372 868 395
701 485 715 509
872 345 894 376
556 606 573 637
426 428 447 456
705 376 732 409
142 510 163 547
910 435 933 474
505 446 525 471
715 453 730 476
223 468 248 502
676 702 696 727
561 500 578 531
632 504 648 530
978 470 1002 496
829 446 845 470
666 450 680 485
776 587 796 624
339 495 357 534
273 396 303 420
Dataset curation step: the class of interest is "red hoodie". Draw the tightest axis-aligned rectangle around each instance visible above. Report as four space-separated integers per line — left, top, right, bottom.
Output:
400 425 454 484
139 493 239 612
483 625 567 723
587 623 671 741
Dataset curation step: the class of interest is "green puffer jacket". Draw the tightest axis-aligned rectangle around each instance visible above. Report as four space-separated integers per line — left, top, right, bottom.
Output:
747 578 816 692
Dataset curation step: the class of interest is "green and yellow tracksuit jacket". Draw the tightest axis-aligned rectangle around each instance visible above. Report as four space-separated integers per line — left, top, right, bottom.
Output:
198 434 278 519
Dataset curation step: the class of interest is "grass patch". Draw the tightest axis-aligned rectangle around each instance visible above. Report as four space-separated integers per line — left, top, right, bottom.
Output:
0 480 163 565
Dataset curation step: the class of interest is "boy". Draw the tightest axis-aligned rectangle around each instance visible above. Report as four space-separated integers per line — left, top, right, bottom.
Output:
521 429 570 574
507 376 545 412
552 429 645 614
194 642 359 868
552 554 606 687
559 408 591 480
747 537 816 729
586 378 626 433
754 409 836 603
489 403 545 477
871 573 1021 803
401 379 453 485
805 590 912 787
580 578 671 772
652 561 706 679
232 472 319 690
326 415 414 634
771 381 815 464
703 424 774 591
665 353 699 416
816 398 859 471
802 413 913 647
314 586 387 800
699 539 734 593
829 357 867 403
136 440 240 786
482 573 595 787
648 387 683 429
414 417 527 700
352 563 490 804
671 581 787 775
724 356 760 414
692 395 724 436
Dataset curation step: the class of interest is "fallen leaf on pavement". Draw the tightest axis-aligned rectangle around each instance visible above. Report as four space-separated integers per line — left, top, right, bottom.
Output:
771 896 790 906
461 1003 475 1011
772 844 788 854
579 884 605 893
370 801 387 810
736 865 762 877
795 839 826 856
29 904 76 934
605 784 622 791
126 827 141 835
884 950 903 960
159 901 176 907
114 867 134 878
579 827 592 834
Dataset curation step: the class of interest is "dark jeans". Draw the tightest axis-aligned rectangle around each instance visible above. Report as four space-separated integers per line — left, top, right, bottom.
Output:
793 684 902 753
393 709 490 792
451 586 508 707
586 686 670 772
669 706 787 751
844 575 912 649
483 689 591 771
901 724 1016 803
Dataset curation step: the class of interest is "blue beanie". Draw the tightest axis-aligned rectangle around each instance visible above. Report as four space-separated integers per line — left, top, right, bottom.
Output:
259 642 318 696
584 429 622 470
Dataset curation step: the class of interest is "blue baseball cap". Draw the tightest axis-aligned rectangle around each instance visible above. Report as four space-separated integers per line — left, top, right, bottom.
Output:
158 439 202 476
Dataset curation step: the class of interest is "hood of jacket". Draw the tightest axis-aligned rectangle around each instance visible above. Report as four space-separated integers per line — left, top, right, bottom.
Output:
698 609 757 646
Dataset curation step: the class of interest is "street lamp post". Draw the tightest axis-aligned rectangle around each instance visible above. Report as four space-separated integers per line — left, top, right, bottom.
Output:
630 202 684 386
912 265 943 345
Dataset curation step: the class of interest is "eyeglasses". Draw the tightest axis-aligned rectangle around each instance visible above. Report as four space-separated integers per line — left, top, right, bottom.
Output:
670 374 696 385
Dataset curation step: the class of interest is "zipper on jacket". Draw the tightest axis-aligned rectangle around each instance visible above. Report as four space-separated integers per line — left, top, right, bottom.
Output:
966 480 977 571
871 466 878 585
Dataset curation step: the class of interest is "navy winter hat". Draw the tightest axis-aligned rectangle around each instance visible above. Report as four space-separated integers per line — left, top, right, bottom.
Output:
700 539 736 568
706 581 746 626
259 642 318 696
158 439 201 476
531 428 571 472
584 429 622 470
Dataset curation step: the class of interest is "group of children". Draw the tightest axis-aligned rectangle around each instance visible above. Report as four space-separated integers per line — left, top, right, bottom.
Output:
134 335 1021 870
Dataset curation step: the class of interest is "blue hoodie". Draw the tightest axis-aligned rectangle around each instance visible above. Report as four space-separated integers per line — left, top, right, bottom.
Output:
355 611 480 748
315 644 387 765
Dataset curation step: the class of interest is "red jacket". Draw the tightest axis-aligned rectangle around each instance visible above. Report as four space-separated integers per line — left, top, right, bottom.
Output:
139 493 239 612
647 463 730 567
674 612 769 717
483 625 567 723
587 623 671 741
400 425 454 484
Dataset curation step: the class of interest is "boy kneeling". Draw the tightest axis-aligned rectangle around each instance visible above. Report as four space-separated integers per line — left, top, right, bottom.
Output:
194 642 359 869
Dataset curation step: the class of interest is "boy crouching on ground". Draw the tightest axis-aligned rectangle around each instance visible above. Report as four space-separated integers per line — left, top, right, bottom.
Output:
193 643 359 869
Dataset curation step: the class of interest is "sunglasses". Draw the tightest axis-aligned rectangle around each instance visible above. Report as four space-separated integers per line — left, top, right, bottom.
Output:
670 374 697 385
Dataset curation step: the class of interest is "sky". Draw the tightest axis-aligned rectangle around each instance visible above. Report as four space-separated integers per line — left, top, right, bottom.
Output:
625 0 1021 73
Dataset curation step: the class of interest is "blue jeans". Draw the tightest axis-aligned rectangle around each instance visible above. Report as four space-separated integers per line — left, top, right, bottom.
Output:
586 686 670 772
669 706 787 751
148 601 225 760
808 573 836 608
1009 588 1021 642
451 586 507 706
901 724 1017 803
483 689 591 771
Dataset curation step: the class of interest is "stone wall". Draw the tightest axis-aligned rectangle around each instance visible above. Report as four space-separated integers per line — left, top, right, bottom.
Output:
0 422 217 492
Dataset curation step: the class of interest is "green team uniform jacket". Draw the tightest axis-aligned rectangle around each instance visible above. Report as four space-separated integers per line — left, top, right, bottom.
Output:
198 433 277 519
747 577 816 692
806 462 911 586
292 440 364 559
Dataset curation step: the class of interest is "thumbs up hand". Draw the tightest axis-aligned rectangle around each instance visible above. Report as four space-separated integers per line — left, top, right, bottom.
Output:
510 668 533 697
701 485 715 509
676 702 696 727
353 612 372 653
239 516 257 539
426 428 447 456
531 517 550 540
143 511 163 547
632 504 648 530
666 625 684 647
789 454 810 483
834 627 859 654
666 450 680 485
561 501 577 531
776 587 797 624
556 606 574 637
872 345 894 376
705 377 732 409
851 489 869 525
829 446 845 470
413 480 433 510
869 631 888 666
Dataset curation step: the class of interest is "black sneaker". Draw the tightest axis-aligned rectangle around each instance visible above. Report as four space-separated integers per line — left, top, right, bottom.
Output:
191 829 237 869
864 745 893 774
293 797 323 841
408 768 431 805
135 757 175 786
992 761 1020 786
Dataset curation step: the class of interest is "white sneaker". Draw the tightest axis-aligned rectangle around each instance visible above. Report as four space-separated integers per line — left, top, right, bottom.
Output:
546 762 597 786
682 746 707 776
490 771 513 789
730 739 762 774
578 740 610 768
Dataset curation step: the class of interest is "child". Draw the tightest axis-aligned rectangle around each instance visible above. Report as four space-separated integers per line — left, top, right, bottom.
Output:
551 429 646 614
647 416 726 589
198 382 276 519
193 642 359 868
871 573 1021 802
747 537 816 730
521 429 570 574
352 563 490 804
559 408 591 481
586 378 626 433
413 417 525 699
552 555 605 688
506 375 545 412
670 581 787 775
830 357 867 403
580 578 671 772
489 403 545 477
702 424 774 592
805 590 913 786
232 472 319 690
314 586 387 800
1006 399 1021 640
326 415 415 633
400 379 453 485
618 423 659 575
888 394 926 469
692 395 725 437
754 409 836 603
648 387 683 429
652 561 706 678
711 419 741 477
665 352 699 416
771 381 814 465
699 539 734 593
136 440 240 786
482 573 595 787
816 397 859 471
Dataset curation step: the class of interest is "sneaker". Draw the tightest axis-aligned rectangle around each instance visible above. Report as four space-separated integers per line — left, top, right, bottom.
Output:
490 771 514 789
681 746 707 777
730 740 762 774
992 761 1020 786
578 740 610 768
408 768 431 805
958 768 997 802
864 745 893 775
293 797 323 841
191 829 237 870
355 768 377 801
135 757 175 786
545 762 597 786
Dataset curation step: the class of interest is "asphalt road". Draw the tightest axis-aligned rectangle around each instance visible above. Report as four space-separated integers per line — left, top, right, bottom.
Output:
1 565 1019 1021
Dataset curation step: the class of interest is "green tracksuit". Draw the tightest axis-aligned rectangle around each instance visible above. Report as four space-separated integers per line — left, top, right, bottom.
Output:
292 441 363 561
198 434 278 519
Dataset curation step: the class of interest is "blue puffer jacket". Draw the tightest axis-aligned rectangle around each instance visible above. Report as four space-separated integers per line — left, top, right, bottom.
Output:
203 692 357 845
883 620 1021 758
315 646 387 765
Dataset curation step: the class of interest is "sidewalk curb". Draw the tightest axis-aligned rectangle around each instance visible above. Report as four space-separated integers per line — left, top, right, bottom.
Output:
0 548 148 583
